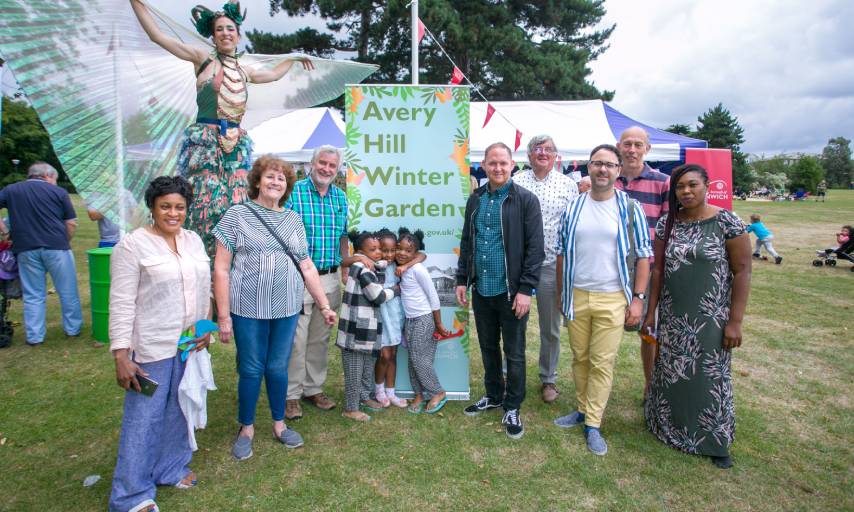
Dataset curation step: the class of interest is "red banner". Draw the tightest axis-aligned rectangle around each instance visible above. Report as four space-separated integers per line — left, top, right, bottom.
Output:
685 148 733 211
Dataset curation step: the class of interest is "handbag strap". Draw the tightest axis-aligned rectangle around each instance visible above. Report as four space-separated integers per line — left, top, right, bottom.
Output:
243 203 305 284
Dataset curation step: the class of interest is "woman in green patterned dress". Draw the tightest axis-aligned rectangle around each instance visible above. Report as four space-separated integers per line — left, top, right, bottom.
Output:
642 164 752 469
130 0 313 257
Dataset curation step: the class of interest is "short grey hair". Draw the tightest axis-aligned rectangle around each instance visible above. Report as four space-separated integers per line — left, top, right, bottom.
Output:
527 134 555 155
310 145 342 169
27 161 59 179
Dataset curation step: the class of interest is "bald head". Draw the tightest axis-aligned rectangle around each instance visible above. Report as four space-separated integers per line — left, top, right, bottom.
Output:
619 126 650 145
618 126 651 175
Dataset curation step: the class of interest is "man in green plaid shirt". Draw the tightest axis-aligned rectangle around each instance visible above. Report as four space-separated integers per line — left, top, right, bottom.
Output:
285 145 349 420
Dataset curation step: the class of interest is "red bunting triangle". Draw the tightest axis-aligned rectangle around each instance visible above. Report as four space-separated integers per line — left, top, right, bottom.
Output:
450 66 464 85
514 129 523 152
417 18 426 43
482 104 496 128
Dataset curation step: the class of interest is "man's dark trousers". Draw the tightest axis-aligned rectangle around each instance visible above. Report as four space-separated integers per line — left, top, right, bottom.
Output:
472 289 528 411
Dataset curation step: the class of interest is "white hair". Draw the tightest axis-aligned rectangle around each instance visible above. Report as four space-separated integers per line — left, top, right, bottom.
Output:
310 145 342 170
27 162 59 179
527 134 555 155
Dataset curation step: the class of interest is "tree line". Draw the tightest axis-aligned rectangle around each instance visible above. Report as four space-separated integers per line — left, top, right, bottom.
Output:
666 104 852 194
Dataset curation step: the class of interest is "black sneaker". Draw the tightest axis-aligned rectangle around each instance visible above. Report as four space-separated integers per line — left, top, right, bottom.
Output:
752 253 761 259
502 408 524 439
463 396 503 417
775 256 783 265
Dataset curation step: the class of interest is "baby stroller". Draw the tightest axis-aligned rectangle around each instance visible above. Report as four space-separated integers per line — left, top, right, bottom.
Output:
0 240 21 348
812 239 854 272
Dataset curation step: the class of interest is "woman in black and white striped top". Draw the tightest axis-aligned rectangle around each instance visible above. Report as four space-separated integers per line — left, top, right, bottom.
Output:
212 155 336 461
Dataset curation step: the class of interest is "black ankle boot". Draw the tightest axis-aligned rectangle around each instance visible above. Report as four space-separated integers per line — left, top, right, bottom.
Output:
711 455 733 469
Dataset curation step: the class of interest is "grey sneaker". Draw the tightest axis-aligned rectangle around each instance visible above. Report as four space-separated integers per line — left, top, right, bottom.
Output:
585 428 608 456
232 434 253 461
275 426 304 449
554 411 585 428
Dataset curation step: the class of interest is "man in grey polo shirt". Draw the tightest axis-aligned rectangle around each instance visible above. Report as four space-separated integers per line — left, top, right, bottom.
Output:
513 135 578 403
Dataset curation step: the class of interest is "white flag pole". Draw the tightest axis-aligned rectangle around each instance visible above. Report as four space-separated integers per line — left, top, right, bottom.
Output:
411 0 419 84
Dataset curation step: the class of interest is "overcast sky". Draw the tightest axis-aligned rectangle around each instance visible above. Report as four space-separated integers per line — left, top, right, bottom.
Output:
7 0 848 157
590 0 854 156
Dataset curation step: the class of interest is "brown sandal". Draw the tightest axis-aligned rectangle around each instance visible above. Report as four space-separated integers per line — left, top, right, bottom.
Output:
175 470 197 489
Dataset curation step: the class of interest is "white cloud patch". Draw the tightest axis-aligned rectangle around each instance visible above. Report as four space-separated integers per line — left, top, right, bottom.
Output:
590 0 854 155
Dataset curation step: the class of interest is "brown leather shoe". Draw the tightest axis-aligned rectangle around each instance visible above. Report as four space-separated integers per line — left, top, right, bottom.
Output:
285 399 303 420
303 392 336 410
542 383 559 403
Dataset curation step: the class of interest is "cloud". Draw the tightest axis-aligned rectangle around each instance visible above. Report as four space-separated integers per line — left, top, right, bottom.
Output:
149 0 328 39
590 0 854 155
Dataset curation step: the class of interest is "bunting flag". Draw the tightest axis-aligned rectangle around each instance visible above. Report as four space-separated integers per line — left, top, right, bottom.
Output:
482 103 496 128
417 18 426 43
418 16 526 158
450 66 464 85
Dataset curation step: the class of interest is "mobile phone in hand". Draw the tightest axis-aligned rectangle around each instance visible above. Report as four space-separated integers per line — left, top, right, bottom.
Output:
136 374 159 397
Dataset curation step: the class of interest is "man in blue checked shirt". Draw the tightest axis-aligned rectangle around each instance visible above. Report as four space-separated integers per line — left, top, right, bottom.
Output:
456 142 544 440
553 143 651 457
285 145 349 420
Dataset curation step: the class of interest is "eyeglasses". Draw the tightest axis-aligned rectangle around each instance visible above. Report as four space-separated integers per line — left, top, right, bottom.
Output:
532 147 556 155
588 160 620 170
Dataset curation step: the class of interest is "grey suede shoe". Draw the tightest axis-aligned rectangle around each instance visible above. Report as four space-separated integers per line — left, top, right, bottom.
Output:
274 426 304 449
232 433 253 461
554 411 585 428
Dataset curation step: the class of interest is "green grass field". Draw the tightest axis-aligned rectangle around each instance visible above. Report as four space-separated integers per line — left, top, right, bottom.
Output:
0 191 851 511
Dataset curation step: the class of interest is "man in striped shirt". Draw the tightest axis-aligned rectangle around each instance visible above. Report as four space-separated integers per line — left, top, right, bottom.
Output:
554 144 651 456
285 145 349 420
614 126 670 398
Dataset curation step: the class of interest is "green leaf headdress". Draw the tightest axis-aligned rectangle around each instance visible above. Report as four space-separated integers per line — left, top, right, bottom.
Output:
191 1 247 39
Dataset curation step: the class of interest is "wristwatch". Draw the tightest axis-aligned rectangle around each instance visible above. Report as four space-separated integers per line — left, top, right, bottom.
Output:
632 292 647 300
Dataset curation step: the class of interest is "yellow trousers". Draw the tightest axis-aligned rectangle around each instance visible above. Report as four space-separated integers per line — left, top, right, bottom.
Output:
568 288 627 428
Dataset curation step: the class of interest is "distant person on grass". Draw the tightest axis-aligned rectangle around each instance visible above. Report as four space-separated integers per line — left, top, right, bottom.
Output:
615 126 671 399
747 214 783 264
815 180 827 202
456 142 544 440
642 164 752 470
553 144 651 456
87 207 122 248
0 162 82 345
108 176 212 512
213 156 336 460
513 134 578 404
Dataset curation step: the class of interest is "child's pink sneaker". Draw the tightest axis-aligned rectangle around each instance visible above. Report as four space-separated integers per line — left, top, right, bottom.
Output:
388 395 408 408
375 390 391 408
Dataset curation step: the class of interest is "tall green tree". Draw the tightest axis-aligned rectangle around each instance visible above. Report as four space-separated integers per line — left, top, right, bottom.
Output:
694 103 751 189
787 155 825 193
665 123 694 137
267 0 614 101
820 136 853 188
246 27 337 58
0 96 66 188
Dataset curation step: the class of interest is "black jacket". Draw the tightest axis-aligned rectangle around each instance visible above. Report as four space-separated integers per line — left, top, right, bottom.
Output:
456 181 544 298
